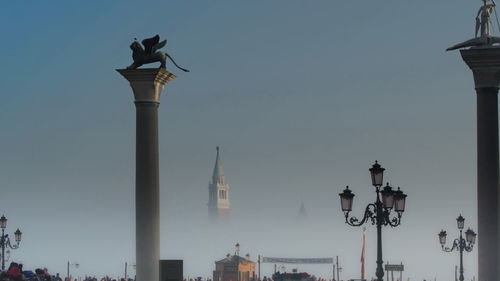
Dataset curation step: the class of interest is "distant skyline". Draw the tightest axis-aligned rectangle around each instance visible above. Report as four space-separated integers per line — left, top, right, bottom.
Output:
0 1 482 280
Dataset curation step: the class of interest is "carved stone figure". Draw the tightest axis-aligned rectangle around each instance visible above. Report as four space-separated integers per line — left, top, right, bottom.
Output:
126 35 189 72
476 0 496 38
447 0 500 51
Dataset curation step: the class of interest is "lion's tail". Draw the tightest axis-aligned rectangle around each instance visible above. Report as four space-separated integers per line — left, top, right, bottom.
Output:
167 54 190 72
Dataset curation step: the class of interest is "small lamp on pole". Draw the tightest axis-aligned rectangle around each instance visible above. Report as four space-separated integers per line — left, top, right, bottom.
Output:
369 161 385 187
456 215 465 230
339 186 355 213
0 216 7 230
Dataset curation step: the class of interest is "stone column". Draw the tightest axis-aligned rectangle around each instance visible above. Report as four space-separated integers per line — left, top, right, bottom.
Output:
461 48 500 281
117 68 176 281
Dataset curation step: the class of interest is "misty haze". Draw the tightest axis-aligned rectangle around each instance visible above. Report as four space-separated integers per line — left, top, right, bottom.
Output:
0 1 496 281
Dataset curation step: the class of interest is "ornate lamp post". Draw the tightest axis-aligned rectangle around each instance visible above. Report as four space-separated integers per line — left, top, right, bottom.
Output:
0 215 22 270
438 215 476 281
339 161 407 281
235 243 241 281
124 262 136 281
66 262 79 281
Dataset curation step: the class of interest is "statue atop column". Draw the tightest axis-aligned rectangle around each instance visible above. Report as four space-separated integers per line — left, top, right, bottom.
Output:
447 0 500 51
126 34 190 72
476 0 497 38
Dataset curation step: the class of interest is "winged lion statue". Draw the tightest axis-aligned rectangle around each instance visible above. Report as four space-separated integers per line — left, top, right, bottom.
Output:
126 35 189 72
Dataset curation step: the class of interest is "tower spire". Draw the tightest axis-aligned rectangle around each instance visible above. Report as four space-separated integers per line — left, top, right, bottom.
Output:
212 146 225 183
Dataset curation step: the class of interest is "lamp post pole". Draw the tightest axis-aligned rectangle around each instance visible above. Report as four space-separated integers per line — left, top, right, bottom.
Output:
459 230 464 281
438 215 476 281
1 228 5 271
258 255 261 281
339 161 407 281
236 243 240 281
336 256 340 281
375 192 383 280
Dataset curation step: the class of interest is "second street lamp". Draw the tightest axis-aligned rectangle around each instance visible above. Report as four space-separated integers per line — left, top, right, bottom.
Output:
67 261 79 281
0 215 22 270
438 215 476 281
339 161 407 281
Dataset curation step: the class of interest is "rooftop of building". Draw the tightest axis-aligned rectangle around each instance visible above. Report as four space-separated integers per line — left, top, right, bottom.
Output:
215 254 255 264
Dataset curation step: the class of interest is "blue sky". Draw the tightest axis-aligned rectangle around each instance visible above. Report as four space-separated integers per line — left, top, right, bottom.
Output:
0 1 484 280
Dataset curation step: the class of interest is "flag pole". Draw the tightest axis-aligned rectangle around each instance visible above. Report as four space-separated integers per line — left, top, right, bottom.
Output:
361 227 366 280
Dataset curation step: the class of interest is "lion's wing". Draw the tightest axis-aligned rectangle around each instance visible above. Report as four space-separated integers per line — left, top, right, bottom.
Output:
142 35 160 54
153 40 167 53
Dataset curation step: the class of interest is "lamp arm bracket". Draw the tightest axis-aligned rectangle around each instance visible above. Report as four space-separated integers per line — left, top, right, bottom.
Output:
464 245 474 252
442 238 460 252
5 238 19 250
385 211 402 227
345 203 376 226
442 246 455 252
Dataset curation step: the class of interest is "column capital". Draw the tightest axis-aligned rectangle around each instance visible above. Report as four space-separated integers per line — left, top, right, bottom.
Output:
116 68 176 103
461 47 500 89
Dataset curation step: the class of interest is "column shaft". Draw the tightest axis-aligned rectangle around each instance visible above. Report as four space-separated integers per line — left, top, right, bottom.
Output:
476 87 500 281
136 102 160 281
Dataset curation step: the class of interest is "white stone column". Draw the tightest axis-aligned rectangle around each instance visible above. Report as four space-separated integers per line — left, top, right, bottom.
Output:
117 68 176 281
461 48 500 281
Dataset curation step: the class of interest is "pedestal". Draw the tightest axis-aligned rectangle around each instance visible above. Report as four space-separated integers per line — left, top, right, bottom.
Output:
461 47 500 281
117 68 176 281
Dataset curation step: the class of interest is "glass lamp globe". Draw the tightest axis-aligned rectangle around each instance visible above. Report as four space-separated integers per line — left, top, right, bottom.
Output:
339 186 355 212
393 187 407 212
369 161 385 187
438 230 447 245
0 215 7 229
14 229 21 243
381 184 395 209
457 215 465 230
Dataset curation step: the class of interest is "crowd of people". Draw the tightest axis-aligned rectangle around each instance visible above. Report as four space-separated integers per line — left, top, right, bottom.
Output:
0 263 133 281
0 262 63 281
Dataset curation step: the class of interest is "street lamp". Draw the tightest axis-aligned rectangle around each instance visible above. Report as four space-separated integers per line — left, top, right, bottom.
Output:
338 161 407 281
0 215 22 270
235 243 241 281
67 262 79 281
124 262 136 281
438 215 476 281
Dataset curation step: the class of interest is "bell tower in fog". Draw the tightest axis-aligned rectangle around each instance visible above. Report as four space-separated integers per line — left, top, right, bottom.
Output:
208 146 230 218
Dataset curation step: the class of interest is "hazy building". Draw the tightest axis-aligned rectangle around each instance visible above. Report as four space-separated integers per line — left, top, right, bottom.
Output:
297 201 307 219
208 146 230 218
213 254 256 281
